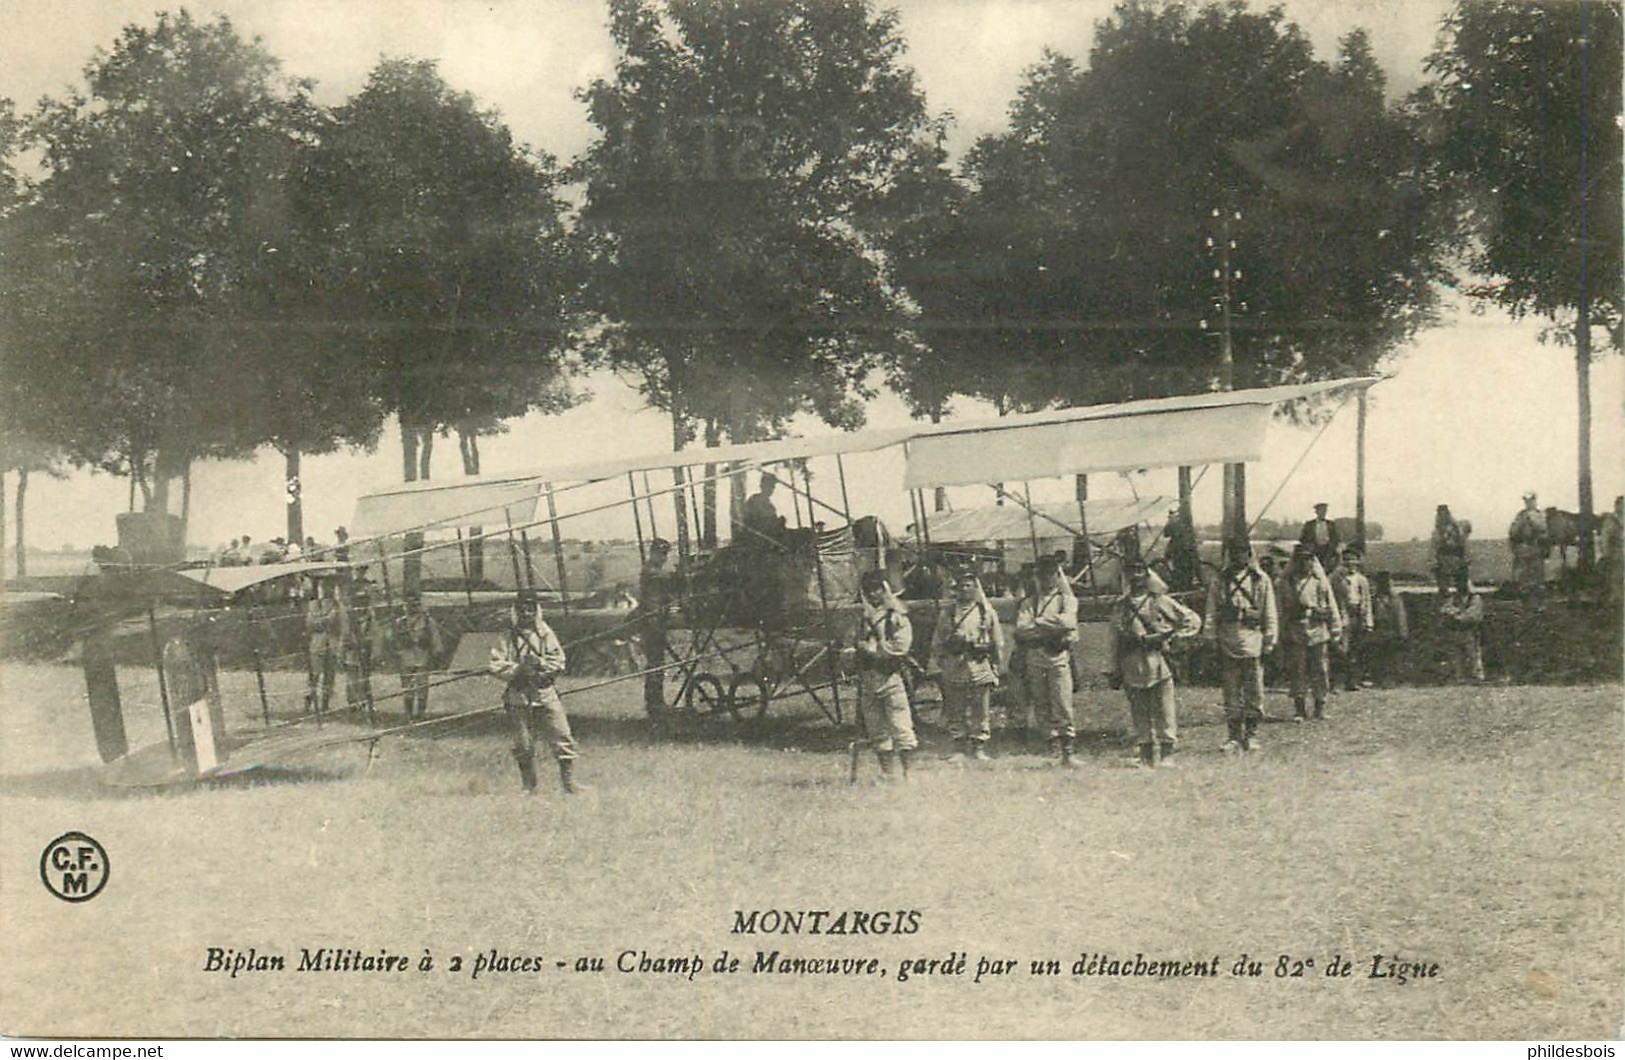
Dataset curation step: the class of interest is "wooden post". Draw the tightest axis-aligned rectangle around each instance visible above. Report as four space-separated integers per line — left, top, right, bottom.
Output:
1355 390 1368 550
545 483 569 615
455 528 475 608
629 472 648 567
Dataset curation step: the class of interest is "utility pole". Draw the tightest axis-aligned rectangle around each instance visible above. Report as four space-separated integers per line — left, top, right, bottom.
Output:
1202 207 1246 545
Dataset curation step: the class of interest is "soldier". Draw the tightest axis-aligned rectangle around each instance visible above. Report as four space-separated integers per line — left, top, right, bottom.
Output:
1015 554 1080 767
1276 543 1343 721
1299 502 1342 572
341 584 377 717
1331 547 1374 692
1204 537 1278 754
1438 574 1485 683
1601 496 1624 614
1367 571 1410 687
1507 491 1549 610
638 538 674 715
740 471 787 547
1003 561 1039 745
854 570 917 782
396 596 445 720
489 592 578 794
1113 559 1201 767
1431 504 1469 596
303 573 347 714
930 568 1004 763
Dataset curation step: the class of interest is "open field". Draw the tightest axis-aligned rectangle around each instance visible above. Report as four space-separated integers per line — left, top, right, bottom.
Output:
0 660 1620 1040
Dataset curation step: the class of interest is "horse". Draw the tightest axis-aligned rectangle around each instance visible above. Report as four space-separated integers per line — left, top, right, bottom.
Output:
1544 507 1593 569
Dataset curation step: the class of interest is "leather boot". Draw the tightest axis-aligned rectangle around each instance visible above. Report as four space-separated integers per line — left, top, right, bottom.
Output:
558 758 578 795
1244 716 1262 752
1137 743 1156 769
512 748 538 794
945 737 967 763
1313 699 1326 720
1159 741 1177 767
897 748 913 781
1059 738 1079 769
1293 696 1308 722
971 740 991 762
1224 719 1243 753
875 749 897 782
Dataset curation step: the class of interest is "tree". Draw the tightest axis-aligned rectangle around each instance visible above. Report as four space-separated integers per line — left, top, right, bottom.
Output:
1417 0 1624 572
6 12 321 543
887 3 1450 538
303 58 582 486
575 0 941 546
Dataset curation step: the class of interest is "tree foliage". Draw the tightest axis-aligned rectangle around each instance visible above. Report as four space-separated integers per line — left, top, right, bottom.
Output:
574 0 942 448
2 11 324 509
303 58 581 481
1418 0 1622 341
889 1 1449 417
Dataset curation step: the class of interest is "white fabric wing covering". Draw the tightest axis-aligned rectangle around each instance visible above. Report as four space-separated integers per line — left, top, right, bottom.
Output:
350 477 543 539
903 403 1271 489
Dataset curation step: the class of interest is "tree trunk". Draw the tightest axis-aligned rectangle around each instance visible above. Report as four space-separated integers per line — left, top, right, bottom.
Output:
1576 315 1593 573
13 468 26 578
459 427 484 586
401 418 419 483
418 428 434 481
180 462 193 548
668 410 693 570
284 447 303 546
729 461 748 539
701 419 720 549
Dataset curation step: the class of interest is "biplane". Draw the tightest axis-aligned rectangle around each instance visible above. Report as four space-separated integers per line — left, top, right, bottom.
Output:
32 375 1377 786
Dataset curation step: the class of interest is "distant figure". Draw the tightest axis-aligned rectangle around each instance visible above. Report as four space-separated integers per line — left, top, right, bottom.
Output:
1164 508 1198 591
1431 504 1469 596
1438 574 1485 684
395 597 445 720
1276 543 1342 721
304 574 347 713
1331 547 1374 692
1204 537 1278 754
220 538 245 567
1004 561 1039 743
342 585 376 716
1299 502 1342 572
739 472 786 547
283 537 304 562
1507 492 1549 610
638 538 674 716
1367 572 1410 687
1600 496 1624 614
303 535 321 560
333 526 351 563
262 537 289 565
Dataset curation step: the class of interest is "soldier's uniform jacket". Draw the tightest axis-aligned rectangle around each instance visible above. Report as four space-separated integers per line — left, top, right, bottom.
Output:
931 599 1003 687
1203 564 1278 659
1331 569 1374 633
1508 508 1549 556
855 600 912 693
396 609 445 669
1113 584 1201 688
1015 588 1078 657
1440 592 1484 631
305 596 347 654
494 622 567 707
1371 592 1409 642
344 605 386 668
1277 568 1343 646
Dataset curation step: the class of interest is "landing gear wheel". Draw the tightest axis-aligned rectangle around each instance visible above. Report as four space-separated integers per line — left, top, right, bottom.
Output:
685 673 727 717
725 673 771 722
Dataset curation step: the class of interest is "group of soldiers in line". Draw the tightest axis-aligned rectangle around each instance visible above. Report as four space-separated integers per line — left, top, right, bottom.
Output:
222 527 351 567
302 574 446 724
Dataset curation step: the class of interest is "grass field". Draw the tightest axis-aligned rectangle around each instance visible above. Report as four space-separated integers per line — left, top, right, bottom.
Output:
0 661 1620 1040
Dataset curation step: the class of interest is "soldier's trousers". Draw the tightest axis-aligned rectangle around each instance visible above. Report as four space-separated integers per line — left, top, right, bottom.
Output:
1335 628 1367 690
1219 654 1265 721
307 649 337 713
400 667 430 718
1453 634 1484 684
345 663 372 714
1286 640 1330 704
942 681 992 743
642 626 668 714
507 688 578 762
1125 679 1177 747
860 674 918 752
1026 648 1075 739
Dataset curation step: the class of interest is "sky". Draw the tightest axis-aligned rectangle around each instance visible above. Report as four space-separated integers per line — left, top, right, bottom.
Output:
2 0 1621 558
